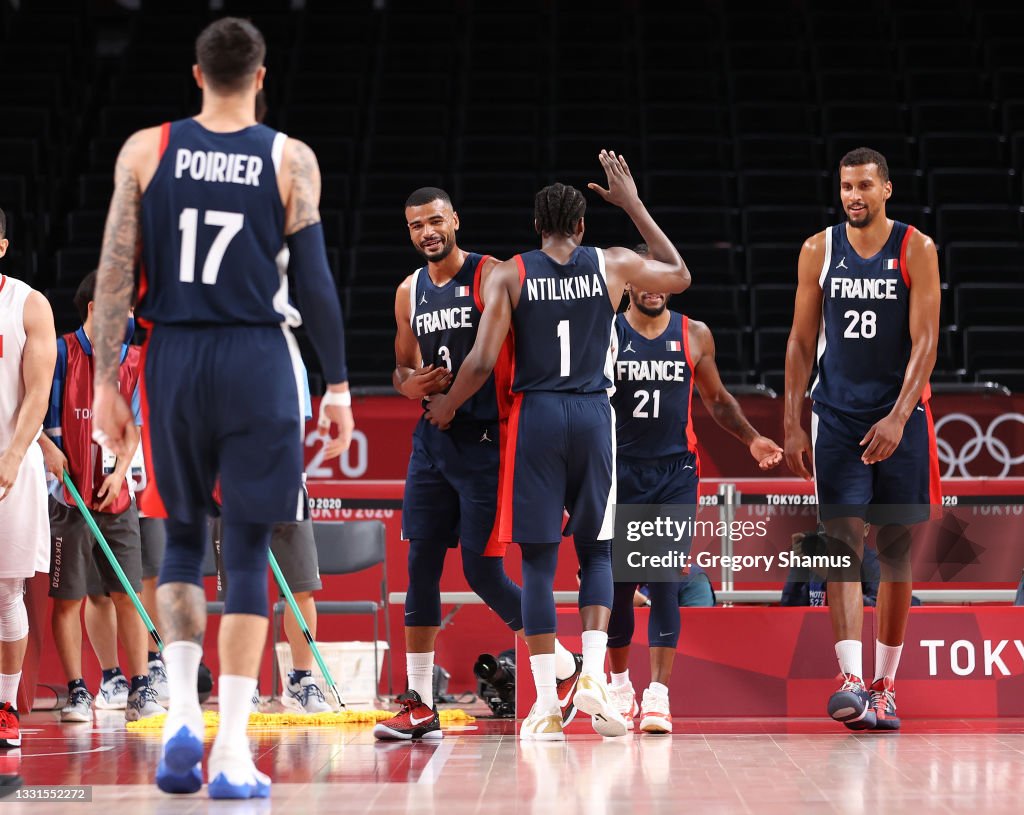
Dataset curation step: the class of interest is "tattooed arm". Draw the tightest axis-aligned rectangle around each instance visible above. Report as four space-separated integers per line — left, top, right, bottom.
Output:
280 137 354 455
280 138 322 234
690 319 783 470
92 127 160 458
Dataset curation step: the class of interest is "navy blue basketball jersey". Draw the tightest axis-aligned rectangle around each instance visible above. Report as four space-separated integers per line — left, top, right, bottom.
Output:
612 311 697 460
409 252 497 424
811 220 927 418
138 119 289 326
511 247 616 394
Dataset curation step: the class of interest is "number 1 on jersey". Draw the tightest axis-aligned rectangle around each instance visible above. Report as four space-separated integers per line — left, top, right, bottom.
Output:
178 208 244 285
557 320 570 377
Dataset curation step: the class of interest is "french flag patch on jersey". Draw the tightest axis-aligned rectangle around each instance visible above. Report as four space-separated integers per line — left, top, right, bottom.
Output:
885 258 899 270
666 340 682 351
456 286 471 297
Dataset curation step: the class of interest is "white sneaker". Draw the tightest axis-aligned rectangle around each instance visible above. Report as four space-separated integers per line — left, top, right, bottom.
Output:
207 744 271 800
125 684 166 722
95 674 129 710
283 676 333 714
60 688 94 723
608 682 639 729
156 705 204 795
639 686 672 734
571 673 628 738
519 702 564 741
148 659 170 704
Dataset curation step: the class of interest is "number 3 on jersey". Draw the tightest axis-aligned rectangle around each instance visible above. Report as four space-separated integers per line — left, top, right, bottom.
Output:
178 208 244 285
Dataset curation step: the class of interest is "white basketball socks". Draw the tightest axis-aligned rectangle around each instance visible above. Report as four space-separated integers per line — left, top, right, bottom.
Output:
406 651 434 709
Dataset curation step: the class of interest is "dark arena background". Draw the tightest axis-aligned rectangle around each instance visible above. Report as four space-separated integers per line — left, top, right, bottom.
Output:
1 0 1024 812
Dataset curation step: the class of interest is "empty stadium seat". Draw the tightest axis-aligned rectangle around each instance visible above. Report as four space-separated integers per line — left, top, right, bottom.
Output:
644 172 736 208
741 206 828 244
648 207 738 244
739 171 828 206
937 205 1023 244
750 285 796 329
964 327 1024 370
754 326 789 370
919 133 1005 168
953 284 1024 327
929 169 1018 205
745 243 799 286
735 136 824 170
944 242 1024 286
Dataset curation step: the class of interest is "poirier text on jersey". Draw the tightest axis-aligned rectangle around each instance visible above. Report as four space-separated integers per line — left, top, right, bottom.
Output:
174 148 264 186
526 273 603 302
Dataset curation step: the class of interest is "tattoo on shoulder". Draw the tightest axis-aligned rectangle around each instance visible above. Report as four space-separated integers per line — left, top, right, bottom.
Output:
285 140 322 235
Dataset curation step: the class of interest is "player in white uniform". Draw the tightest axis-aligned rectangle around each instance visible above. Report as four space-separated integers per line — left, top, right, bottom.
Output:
0 208 58 753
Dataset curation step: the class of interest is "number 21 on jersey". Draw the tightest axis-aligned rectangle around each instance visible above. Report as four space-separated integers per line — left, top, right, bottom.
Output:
178 208 244 285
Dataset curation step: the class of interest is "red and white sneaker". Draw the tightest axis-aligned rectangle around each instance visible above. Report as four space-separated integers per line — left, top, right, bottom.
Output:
639 686 672 734
373 691 442 741
555 653 583 725
868 677 900 731
608 682 639 730
0 704 20 749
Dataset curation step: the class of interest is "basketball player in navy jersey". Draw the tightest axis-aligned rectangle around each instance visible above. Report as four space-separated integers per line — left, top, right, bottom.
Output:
376 187 582 740
426 151 690 740
607 244 782 734
89 18 353 798
785 148 940 732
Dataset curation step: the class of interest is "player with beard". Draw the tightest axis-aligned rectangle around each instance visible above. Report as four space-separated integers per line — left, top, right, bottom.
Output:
607 244 782 733
375 188 582 741
785 148 940 731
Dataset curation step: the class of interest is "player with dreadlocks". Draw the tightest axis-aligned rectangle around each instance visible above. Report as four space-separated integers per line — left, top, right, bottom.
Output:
426 151 690 740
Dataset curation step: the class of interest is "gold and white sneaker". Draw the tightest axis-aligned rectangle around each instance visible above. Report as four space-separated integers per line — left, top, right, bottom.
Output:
639 685 672 734
572 673 628 738
520 703 565 741
608 682 639 729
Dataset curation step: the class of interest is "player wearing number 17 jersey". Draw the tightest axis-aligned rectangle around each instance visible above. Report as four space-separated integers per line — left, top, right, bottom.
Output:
426 151 691 741
88 18 353 799
785 147 940 733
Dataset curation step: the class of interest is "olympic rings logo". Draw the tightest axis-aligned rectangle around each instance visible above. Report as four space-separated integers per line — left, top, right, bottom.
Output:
933 412 1024 478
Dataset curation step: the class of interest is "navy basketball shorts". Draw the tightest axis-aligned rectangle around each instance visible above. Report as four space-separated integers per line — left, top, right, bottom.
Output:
812 401 941 525
402 417 505 556
617 451 700 507
144 324 305 525
615 451 699 593
499 391 615 544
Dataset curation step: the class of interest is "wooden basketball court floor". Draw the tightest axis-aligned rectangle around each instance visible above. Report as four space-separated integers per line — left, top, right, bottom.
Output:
3 703 1024 814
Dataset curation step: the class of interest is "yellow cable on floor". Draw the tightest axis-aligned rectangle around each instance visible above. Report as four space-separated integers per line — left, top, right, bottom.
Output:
126 708 476 731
